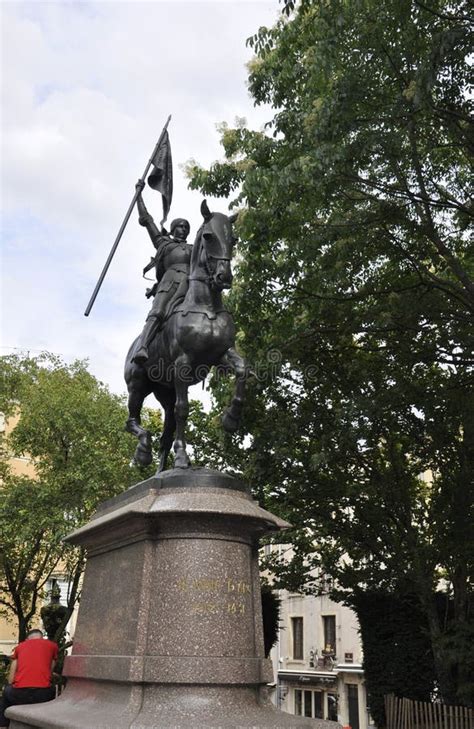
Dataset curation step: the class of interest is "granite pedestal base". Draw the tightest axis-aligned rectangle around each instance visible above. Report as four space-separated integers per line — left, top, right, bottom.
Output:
8 468 338 729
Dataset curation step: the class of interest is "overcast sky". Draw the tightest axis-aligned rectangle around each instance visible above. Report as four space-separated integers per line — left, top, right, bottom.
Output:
1 0 278 398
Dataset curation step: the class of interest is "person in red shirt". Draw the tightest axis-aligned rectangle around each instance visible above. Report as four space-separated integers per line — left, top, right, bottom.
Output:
0 629 58 728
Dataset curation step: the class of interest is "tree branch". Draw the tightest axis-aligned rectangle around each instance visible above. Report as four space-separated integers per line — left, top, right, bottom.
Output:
407 122 474 306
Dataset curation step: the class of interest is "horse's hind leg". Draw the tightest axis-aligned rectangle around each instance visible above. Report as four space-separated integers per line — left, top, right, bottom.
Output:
125 373 153 467
173 354 192 469
221 347 248 433
154 386 176 473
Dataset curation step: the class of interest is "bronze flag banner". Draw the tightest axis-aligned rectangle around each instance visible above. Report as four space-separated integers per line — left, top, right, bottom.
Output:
84 115 171 316
148 130 173 226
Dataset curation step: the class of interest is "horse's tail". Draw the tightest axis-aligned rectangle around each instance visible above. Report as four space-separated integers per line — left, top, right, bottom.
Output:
124 336 141 382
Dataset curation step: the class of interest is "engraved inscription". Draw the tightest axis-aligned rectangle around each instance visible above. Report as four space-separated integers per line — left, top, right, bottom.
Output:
190 599 246 617
227 601 246 615
191 602 220 616
177 575 251 617
177 577 221 593
227 579 251 594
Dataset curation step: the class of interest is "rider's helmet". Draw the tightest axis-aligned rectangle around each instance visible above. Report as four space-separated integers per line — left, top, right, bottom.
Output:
170 218 190 237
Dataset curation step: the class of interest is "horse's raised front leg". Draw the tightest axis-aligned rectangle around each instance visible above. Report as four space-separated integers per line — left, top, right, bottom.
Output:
221 347 248 433
173 355 192 469
125 378 153 467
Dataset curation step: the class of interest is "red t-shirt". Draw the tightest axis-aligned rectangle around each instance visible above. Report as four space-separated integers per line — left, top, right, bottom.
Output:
12 638 58 688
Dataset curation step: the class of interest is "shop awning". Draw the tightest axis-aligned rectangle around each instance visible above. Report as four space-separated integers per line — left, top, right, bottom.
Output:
278 670 338 686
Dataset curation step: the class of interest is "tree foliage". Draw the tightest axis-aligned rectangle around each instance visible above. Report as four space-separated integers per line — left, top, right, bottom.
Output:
0 353 156 642
261 582 281 658
187 0 473 709
353 589 436 726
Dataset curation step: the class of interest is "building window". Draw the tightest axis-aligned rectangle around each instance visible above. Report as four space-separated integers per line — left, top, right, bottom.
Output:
314 691 323 719
294 689 326 719
44 577 69 605
323 615 336 654
327 692 338 721
291 616 303 660
347 684 360 729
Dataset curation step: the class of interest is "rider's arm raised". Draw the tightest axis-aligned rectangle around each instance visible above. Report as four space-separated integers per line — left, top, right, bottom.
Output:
136 186 163 250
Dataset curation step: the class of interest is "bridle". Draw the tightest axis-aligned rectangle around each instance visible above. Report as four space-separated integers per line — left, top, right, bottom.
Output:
188 223 232 288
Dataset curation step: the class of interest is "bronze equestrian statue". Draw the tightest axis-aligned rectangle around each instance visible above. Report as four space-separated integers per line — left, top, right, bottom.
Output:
124 186 247 471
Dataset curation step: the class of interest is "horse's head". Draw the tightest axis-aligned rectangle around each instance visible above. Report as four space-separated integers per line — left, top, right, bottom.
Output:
192 200 238 291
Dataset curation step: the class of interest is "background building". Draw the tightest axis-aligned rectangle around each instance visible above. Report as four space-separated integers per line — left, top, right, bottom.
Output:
265 545 375 729
0 412 36 656
0 412 76 657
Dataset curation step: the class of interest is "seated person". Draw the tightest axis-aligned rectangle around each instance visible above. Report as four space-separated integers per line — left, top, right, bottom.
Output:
0 629 58 728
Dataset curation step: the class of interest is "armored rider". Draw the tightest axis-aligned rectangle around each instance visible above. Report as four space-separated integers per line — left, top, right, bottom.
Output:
132 180 192 365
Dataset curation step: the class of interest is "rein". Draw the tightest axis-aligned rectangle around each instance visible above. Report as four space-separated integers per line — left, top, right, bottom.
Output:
189 227 231 285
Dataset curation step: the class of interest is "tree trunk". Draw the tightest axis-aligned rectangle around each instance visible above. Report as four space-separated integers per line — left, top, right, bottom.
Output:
425 595 458 705
17 613 29 643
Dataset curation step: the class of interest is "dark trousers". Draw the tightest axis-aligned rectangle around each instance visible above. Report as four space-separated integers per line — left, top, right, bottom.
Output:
0 684 55 726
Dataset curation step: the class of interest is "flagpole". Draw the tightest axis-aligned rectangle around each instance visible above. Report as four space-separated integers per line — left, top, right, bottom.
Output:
84 115 172 317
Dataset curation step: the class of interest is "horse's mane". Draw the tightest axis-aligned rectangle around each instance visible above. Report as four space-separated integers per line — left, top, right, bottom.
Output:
190 223 204 271
190 211 228 272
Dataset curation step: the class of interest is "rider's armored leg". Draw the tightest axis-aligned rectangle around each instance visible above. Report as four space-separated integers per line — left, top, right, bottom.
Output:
132 309 164 364
133 282 177 365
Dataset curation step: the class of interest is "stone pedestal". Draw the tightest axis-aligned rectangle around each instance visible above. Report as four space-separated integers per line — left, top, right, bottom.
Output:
8 468 338 729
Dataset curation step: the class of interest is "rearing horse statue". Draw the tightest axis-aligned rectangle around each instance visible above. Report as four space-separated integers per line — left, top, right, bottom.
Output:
124 201 247 471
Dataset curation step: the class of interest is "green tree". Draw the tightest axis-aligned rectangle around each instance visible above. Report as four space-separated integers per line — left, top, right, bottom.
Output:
0 353 158 642
187 0 473 710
